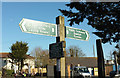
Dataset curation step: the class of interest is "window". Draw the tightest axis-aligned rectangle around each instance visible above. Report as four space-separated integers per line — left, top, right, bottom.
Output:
4 60 6 63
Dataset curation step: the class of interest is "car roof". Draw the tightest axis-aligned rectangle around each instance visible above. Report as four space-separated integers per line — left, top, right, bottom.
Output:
74 66 87 68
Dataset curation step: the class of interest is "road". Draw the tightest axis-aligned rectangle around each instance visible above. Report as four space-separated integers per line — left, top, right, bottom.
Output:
2 76 111 78
18 76 110 78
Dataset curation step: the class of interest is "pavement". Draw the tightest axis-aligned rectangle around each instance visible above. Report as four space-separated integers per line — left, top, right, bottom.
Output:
15 76 111 78
91 76 110 78
2 76 111 78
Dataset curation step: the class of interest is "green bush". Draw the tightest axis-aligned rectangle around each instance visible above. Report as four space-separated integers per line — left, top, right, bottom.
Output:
5 69 14 77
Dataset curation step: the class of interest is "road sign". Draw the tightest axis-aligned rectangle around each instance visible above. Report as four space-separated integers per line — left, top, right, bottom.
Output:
65 26 90 41
49 41 65 59
19 18 57 37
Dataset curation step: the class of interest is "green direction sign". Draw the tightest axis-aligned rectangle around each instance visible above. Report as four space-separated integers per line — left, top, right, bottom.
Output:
65 26 90 41
19 18 57 37
19 18 90 41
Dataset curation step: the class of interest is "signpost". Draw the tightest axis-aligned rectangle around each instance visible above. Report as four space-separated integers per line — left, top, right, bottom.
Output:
19 17 90 78
19 18 57 37
66 26 89 41
56 16 66 78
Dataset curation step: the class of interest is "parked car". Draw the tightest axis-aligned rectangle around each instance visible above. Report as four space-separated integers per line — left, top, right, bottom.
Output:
73 66 91 78
110 71 116 78
109 71 120 78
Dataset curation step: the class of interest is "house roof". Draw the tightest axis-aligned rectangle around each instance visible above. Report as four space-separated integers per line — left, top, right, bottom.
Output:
48 57 98 68
25 55 35 59
0 53 9 58
65 57 97 67
0 52 35 59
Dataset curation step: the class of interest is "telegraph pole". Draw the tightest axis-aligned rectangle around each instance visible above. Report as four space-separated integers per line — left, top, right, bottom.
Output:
96 39 105 78
56 16 66 78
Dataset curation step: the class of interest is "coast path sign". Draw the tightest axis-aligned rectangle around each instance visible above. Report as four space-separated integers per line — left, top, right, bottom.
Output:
19 18 57 37
65 26 89 41
19 18 89 41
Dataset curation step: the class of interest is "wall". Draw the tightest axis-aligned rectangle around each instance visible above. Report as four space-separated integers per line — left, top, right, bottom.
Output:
22 59 35 69
105 65 113 75
47 65 54 76
2 58 12 70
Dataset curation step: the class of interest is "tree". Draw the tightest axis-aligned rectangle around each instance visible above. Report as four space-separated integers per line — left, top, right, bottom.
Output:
67 45 85 57
115 44 120 52
115 44 120 65
9 41 28 71
59 2 120 44
106 51 113 60
31 47 42 68
31 47 56 72
31 47 52 68
39 49 49 67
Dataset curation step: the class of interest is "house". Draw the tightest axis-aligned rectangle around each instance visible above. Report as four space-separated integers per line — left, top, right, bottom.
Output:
0 52 35 74
105 60 114 65
65 57 98 76
47 57 114 76
47 57 98 76
65 57 97 67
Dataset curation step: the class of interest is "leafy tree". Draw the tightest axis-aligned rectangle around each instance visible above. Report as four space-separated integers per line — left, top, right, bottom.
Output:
59 2 120 44
9 41 28 71
67 45 85 57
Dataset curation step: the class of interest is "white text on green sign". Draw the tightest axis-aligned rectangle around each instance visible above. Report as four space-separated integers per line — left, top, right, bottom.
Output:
19 18 57 37
66 26 89 41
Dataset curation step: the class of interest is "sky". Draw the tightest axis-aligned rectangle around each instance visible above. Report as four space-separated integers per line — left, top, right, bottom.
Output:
1 2 119 59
